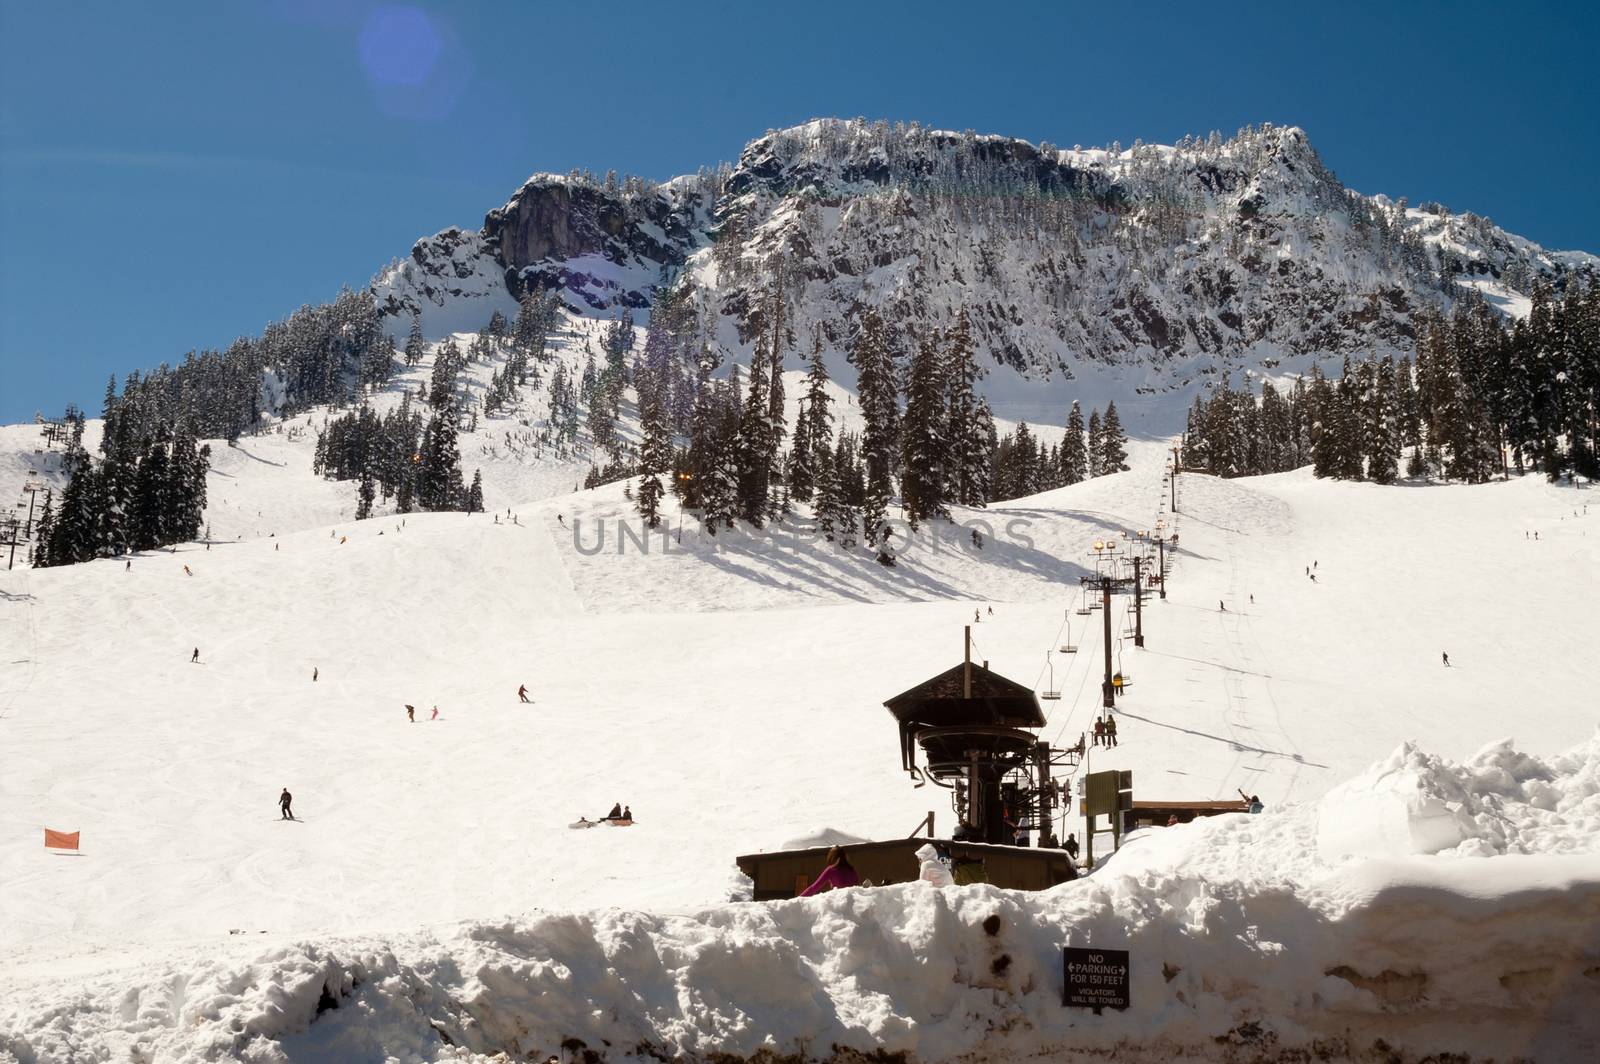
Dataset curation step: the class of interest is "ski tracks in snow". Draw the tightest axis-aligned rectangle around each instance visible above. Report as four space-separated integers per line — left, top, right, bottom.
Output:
1207 491 1309 806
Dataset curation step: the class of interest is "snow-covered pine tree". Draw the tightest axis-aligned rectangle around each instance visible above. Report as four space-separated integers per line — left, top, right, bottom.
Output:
851 307 900 562
467 469 484 513
763 279 789 520
1086 409 1103 476
788 331 833 504
1099 401 1129 473
735 321 773 526
944 309 988 506
635 367 672 529
1061 400 1088 485
900 332 949 528
1368 358 1402 484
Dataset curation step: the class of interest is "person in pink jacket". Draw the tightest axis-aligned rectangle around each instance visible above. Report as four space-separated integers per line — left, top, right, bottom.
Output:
799 846 861 897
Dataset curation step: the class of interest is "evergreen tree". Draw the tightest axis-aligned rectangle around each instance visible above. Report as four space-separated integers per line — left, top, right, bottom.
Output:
1098 401 1129 473
788 332 832 503
900 333 949 527
944 309 988 506
1061 401 1089 484
467 469 484 513
851 307 900 557
1086 409 1103 476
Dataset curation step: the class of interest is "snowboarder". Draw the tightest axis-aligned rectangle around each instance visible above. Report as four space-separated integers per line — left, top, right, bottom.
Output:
1093 718 1106 747
406 704 415 722
312 667 318 682
1064 833 1080 860
799 846 861 896
517 684 530 703
279 788 294 821
622 805 632 821
191 647 200 663
1442 651 1450 667
430 705 439 721
604 803 622 821
987 606 993 616
1105 717 1119 747
183 565 193 576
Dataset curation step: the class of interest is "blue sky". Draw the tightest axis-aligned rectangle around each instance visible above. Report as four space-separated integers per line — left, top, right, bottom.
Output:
2 0 1596 423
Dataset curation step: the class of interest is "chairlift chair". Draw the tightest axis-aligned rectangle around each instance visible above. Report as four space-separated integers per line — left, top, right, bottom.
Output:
1041 653 1061 700
1060 611 1078 654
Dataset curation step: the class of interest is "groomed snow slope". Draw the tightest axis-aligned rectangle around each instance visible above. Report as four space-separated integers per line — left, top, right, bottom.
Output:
2 444 1598 1061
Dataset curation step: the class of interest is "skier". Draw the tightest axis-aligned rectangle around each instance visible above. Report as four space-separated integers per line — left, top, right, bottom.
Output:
1309 573 1317 583
1249 594 1254 604
125 560 131 572
1219 600 1226 612
1105 716 1119 747
1112 672 1125 696
1064 833 1080 861
974 608 980 623
1442 651 1450 667
279 788 294 821
183 565 193 576
622 804 632 822
430 705 439 721
558 514 565 526
517 684 530 703
799 846 860 896
191 647 200 663
312 667 318 683
1093 718 1106 747
406 704 415 722
987 606 993 616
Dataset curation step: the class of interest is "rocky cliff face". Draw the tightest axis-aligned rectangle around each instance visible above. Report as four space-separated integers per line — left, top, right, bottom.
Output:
373 118 1596 405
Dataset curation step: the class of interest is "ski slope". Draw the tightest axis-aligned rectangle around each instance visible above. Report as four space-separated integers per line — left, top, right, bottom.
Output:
2 441 1598 1060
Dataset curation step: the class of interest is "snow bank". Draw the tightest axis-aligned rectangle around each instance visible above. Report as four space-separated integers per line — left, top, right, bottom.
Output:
6 737 1598 1063
1318 733 1600 861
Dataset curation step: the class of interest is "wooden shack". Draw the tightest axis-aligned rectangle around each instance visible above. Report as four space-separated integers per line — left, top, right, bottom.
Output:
735 837 1076 901
1124 798 1249 830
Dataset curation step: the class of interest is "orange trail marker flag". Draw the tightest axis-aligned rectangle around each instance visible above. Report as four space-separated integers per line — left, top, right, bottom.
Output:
44 828 80 850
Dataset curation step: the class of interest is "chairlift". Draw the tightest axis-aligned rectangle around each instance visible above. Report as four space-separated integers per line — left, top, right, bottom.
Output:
1041 652 1061 700
1060 611 1078 654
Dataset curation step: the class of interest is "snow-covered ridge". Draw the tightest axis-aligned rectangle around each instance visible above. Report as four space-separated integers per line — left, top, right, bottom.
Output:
375 118 1595 427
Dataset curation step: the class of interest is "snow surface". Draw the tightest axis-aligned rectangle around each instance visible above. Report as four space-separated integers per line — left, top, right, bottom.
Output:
3 427 1599 1059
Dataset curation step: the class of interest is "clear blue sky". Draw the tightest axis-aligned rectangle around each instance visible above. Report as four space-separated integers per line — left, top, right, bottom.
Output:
2 0 1596 423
